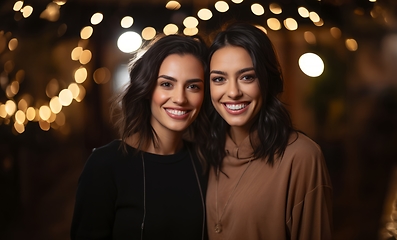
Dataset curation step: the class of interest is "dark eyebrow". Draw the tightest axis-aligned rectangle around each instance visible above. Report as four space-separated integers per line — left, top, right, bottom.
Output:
158 75 203 83
237 67 255 75
158 75 177 81
210 70 226 75
210 67 255 75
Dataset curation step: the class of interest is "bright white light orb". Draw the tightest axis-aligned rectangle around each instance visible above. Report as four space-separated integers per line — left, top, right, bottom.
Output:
298 53 324 77
117 31 142 53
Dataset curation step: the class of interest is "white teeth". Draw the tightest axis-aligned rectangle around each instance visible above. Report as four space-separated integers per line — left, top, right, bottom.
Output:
166 109 187 115
225 103 247 110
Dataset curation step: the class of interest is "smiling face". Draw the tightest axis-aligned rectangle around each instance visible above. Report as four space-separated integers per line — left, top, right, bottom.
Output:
210 45 262 135
150 53 204 136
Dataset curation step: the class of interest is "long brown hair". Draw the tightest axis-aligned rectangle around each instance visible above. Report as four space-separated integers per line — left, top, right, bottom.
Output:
205 22 294 171
111 34 210 170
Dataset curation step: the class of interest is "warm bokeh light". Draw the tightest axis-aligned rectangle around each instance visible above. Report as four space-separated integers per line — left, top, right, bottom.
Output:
183 28 199 36
197 8 212 20
299 53 324 77
59 89 73 106
46 78 59 98
183 16 199 28
80 26 93 39
68 83 80 98
39 120 50 131
165 1 181 10
304 31 316 44
309 11 320 23
0 104 6 118
142 27 156 40
79 49 92 64
267 18 281 30
53 0 67 6
346 38 358 51
55 111 66 126
91 12 103 25
251 3 264 16
26 107 36 121
8 38 18 51
121 16 134 28
16 69 25 82
40 2 60 22
74 67 88 83
13 1 23 11
14 122 25 134
71 46 83 61
48 112 56 123
75 85 86 102
269 3 282 14
18 99 28 112
284 18 298 31
314 19 324 26
163 24 178 35
10 81 19 95
117 31 142 53
255 25 267 34
298 7 309 18
93 67 111 84
50 96 62 114
39 105 51 121
5 100 16 116
6 85 15 98
330 27 342 39
231 0 243 3
21 5 33 18
215 1 229 12
15 110 25 124
4 60 14 73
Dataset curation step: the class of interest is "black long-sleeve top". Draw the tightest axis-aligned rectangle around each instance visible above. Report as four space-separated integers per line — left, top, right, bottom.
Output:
71 140 207 240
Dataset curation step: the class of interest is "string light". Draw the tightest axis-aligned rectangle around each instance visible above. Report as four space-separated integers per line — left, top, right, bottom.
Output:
0 0 384 135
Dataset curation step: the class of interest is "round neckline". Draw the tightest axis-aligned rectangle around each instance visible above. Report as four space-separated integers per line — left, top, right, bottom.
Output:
119 139 189 164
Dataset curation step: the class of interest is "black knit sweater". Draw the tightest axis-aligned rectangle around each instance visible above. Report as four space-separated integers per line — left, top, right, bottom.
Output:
71 140 208 240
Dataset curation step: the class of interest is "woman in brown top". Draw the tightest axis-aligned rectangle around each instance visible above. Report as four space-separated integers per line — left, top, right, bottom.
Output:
204 22 333 240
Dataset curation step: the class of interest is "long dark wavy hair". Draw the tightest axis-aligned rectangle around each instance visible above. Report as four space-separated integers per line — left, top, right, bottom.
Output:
205 22 294 171
111 34 210 169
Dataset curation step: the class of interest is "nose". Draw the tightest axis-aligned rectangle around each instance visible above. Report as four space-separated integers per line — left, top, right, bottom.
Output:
172 87 187 105
227 81 242 99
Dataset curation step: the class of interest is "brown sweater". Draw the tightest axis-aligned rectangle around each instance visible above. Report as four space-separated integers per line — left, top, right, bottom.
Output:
206 132 333 240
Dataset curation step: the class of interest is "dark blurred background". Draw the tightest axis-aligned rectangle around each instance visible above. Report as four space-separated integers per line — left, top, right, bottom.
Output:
0 0 397 239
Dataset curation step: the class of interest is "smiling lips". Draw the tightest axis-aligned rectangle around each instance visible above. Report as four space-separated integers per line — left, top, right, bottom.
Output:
165 108 190 119
223 102 250 114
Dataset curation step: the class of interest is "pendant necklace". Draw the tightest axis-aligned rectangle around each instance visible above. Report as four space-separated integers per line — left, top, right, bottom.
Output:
215 158 253 234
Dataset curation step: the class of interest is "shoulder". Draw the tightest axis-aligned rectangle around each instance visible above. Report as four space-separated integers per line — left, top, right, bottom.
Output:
284 132 323 160
281 132 329 178
281 132 332 188
84 140 127 169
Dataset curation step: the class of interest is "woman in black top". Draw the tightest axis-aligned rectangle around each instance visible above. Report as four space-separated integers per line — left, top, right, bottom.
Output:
71 34 209 240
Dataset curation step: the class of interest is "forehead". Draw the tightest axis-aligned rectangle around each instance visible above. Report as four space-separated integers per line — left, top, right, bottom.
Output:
158 53 204 79
210 46 253 69
160 54 203 70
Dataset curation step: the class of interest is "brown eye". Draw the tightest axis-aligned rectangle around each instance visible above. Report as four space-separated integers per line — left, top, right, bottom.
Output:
211 76 225 82
160 82 172 87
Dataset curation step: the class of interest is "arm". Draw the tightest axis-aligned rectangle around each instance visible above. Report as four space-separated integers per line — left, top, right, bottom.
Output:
286 135 333 240
70 149 117 240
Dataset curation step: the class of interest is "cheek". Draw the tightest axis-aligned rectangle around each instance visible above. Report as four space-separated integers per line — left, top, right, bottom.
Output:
189 93 204 108
210 84 221 101
151 89 167 106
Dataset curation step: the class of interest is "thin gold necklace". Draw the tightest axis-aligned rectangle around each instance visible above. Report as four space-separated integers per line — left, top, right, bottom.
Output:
215 158 253 234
